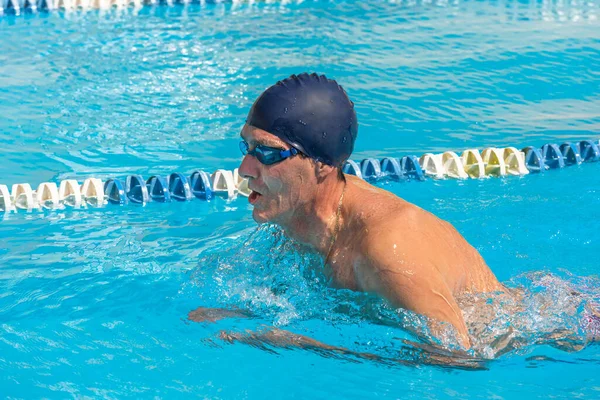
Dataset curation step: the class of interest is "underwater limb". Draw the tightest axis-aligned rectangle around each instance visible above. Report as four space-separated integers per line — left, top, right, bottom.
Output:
583 307 600 345
530 328 586 352
397 339 489 370
536 307 600 352
217 327 367 360
188 306 252 323
216 327 488 370
488 326 529 358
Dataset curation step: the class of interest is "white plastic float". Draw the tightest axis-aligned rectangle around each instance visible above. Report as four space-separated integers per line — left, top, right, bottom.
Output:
440 151 468 179
211 169 236 199
11 183 36 210
0 184 13 212
81 178 105 207
59 179 82 207
419 152 468 179
419 153 445 179
35 182 60 209
233 168 251 197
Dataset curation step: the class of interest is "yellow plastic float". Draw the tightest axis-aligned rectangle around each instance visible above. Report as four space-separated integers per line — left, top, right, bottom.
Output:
503 147 529 176
461 149 486 178
481 148 507 177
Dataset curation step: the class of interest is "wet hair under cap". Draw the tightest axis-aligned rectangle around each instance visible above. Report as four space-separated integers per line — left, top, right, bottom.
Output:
246 73 358 167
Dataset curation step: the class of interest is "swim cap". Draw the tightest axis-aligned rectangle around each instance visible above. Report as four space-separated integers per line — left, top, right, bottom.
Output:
246 73 358 167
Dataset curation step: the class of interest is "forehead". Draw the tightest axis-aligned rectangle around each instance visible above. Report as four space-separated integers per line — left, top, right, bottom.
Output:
240 124 289 148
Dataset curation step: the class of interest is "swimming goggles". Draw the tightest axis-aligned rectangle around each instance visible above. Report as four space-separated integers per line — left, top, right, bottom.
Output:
239 140 299 165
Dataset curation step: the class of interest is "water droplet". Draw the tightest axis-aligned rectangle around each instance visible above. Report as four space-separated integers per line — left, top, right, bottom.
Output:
284 107 288 114
322 132 327 138
342 136 347 143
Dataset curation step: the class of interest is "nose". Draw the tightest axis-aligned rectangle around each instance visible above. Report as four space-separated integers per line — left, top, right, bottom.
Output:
238 154 259 180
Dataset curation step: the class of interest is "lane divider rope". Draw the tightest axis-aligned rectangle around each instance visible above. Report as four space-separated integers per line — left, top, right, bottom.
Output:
1 139 598 213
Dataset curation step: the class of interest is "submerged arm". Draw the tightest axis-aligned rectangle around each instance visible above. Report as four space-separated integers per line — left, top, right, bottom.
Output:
217 327 484 369
188 308 482 368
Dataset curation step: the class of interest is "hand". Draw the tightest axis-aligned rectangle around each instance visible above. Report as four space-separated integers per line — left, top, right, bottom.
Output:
188 307 250 323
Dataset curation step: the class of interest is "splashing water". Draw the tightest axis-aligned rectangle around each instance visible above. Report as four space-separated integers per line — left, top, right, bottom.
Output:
462 271 600 358
187 224 600 364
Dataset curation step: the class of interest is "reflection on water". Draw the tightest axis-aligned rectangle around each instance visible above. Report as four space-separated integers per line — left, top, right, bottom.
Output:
1 0 599 396
1 0 599 184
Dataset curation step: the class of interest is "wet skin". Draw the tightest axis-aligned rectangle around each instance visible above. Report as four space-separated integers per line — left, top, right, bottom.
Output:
190 127 600 356
228 125 508 349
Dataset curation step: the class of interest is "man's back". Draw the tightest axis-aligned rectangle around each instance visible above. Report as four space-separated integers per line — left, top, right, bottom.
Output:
327 175 506 346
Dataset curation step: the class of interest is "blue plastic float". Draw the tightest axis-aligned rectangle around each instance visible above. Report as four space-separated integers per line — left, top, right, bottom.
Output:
579 140 600 162
380 157 403 179
541 143 565 169
146 176 171 202
360 158 381 180
169 172 194 201
559 142 582 166
400 155 425 180
126 175 149 204
522 146 546 173
342 160 362 179
189 170 213 201
104 178 127 205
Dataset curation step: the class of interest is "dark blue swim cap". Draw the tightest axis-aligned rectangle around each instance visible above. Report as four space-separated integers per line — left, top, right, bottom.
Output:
246 73 358 167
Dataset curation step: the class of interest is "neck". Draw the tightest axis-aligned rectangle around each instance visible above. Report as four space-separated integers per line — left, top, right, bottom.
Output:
280 175 346 258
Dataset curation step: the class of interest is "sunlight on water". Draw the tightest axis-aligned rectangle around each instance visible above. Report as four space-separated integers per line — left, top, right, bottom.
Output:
0 0 599 398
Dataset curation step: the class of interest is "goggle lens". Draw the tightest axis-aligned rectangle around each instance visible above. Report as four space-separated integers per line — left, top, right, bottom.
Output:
239 140 298 165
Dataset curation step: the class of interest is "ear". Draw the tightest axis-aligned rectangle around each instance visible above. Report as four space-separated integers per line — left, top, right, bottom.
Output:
315 161 336 183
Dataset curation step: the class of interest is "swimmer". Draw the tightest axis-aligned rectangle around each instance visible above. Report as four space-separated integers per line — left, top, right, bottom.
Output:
190 73 599 353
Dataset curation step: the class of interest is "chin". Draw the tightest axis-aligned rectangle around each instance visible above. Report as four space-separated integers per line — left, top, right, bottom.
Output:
252 208 270 224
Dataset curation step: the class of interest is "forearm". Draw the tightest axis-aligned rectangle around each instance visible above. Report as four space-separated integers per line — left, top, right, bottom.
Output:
219 327 485 369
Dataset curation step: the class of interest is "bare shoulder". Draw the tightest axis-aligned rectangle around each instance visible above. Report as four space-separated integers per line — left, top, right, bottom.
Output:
343 176 432 269
345 176 433 248
344 174 474 279
346 174 423 219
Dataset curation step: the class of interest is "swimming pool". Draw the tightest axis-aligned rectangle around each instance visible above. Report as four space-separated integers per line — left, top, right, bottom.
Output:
1 0 599 397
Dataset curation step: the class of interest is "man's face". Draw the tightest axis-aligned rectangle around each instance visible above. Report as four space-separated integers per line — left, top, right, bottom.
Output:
238 124 315 225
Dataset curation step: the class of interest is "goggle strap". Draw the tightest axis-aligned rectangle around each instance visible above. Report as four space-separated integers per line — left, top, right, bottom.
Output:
280 148 298 158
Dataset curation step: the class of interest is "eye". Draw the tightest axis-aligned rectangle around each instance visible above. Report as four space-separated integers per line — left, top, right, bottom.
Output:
239 140 250 154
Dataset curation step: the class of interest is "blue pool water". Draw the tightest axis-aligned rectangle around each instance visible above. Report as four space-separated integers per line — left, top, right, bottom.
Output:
1 0 600 398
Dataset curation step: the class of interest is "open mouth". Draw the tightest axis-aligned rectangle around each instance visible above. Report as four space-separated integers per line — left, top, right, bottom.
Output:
248 190 262 205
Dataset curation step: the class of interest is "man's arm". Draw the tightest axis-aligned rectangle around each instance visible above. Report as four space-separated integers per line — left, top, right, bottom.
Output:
205 326 485 369
359 234 472 349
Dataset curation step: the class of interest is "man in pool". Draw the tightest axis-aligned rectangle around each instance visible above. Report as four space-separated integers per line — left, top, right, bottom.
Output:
190 73 599 351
